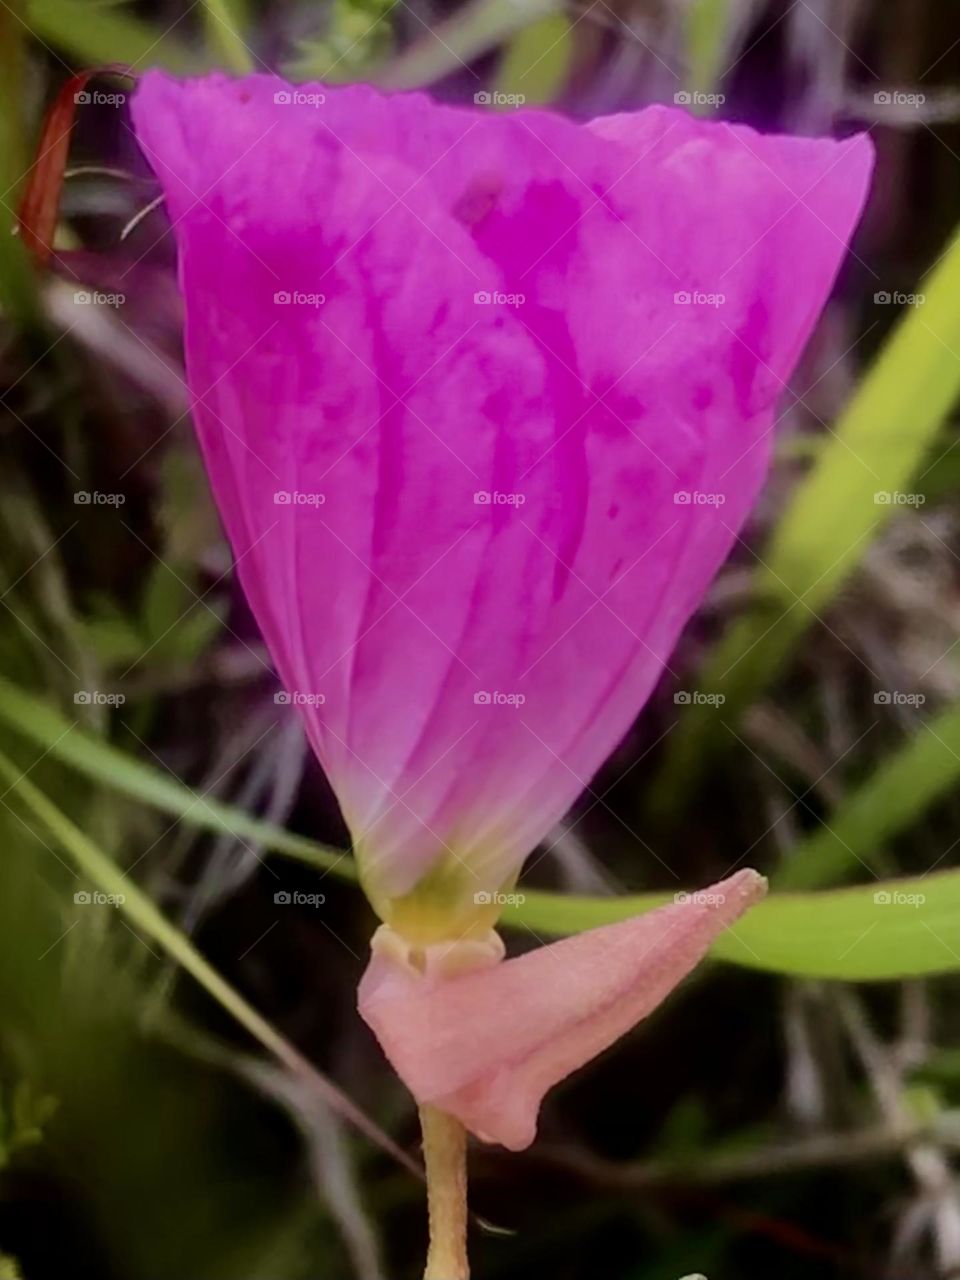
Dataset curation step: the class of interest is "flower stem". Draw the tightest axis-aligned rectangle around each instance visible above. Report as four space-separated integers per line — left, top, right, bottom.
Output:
420 1104 469 1280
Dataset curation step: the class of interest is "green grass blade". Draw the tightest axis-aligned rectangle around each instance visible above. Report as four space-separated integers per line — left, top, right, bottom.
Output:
378 0 558 90
658 223 960 794
778 704 960 890
0 677 353 879
27 0 200 71
506 871 960 980
684 0 730 97
201 0 254 73
3 680 959 978
0 748 416 1170
493 13 573 106
0 8 39 327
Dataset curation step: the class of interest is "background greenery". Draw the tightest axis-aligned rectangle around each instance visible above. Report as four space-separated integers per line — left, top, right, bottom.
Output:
1 1 960 1277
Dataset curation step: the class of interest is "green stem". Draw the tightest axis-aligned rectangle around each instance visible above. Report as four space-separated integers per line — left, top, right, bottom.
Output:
420 1104 470 1280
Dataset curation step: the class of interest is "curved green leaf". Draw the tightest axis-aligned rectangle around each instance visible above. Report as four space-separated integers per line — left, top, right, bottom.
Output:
27 0 201 71
377 0 558 90
779 703 960 889
1 679 958 979
0 677 353 879
506 871 960 980
0 748 415 1172
494 13 573 106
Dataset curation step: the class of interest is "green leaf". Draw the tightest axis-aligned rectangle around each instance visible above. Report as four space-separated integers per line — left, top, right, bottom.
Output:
27 0 200 71
0 748 415 1171
378 0 558 90
778 703 960 889
494 13 573 107
9 1080 58 1152
0 676 353 879
285 0 397 83
505 871 960 980
0 9 39 327
0 744 300 1055
684 0 730 96
658 221 960 795
138 562 223 663
2 679 959 980
201 0 254 73
81 613 145 666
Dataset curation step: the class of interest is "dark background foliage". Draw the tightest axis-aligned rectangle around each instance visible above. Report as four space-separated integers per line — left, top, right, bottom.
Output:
1 2 959 1278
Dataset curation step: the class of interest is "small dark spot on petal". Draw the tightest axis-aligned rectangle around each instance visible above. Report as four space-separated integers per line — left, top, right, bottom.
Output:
607 502 620 520
453 173 503 227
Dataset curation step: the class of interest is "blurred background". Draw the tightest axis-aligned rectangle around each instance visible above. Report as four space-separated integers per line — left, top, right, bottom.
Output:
2 1 960 1277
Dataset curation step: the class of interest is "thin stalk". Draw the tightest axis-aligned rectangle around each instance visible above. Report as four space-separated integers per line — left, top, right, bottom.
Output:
420 1104 469 1280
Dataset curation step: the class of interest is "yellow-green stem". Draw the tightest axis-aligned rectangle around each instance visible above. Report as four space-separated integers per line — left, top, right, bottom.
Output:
420 1104 469 1280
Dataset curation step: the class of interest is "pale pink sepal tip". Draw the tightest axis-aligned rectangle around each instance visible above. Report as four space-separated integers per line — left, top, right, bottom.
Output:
358 868 766 1150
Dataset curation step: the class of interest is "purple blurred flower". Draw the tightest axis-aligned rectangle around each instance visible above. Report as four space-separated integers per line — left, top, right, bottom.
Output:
132 74 872 939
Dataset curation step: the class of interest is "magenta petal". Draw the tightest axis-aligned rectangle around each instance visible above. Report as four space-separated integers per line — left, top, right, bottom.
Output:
358 870 766 1149
131 75 872 913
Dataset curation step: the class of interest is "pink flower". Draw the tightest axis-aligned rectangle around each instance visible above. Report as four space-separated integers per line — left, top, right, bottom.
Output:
359 868 766 1150
131 73 872 940
132 77 871 1162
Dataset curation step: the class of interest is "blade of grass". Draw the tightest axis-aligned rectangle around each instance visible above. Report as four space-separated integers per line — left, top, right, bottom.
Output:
684 0 731 98
777 703 960 890
0 7 39 325
377 0 558 90
506 871 960 980
0 747 417 1174
493 12 573 106
201 0 254 73
27 0 200 72
2 678 960 977
0 676 353 878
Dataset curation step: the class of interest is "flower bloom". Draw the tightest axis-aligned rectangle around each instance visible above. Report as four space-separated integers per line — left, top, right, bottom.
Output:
132 73 871 939
132 75 870 1148
359 868 766 1149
